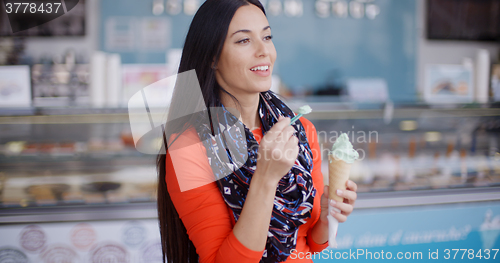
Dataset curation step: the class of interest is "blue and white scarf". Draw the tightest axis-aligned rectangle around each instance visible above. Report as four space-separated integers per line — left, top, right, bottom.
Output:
195 91 316 262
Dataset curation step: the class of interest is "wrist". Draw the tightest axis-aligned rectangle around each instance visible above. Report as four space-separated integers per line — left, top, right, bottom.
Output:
252 169 279 191
315 216 329 228
311 220 329 245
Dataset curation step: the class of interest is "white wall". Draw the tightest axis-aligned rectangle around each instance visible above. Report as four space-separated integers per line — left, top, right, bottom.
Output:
416 0 500 97
23 0 100 63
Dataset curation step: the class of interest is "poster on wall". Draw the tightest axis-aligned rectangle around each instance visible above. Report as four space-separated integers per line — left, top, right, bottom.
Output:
424 64 474 104
105 17 136 51
139 18 170 51
0 65 31 107
121 64 171 107
105 17 171 52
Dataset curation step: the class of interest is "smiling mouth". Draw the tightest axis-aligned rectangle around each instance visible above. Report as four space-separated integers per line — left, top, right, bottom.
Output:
250 65 269 71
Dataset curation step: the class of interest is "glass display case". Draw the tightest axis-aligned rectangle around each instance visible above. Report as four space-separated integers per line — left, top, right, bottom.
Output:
0 108 156 223
289 99 500 209
0 102 499 218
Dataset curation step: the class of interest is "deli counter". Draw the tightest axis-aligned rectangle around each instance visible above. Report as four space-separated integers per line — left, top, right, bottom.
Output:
0 101 499 262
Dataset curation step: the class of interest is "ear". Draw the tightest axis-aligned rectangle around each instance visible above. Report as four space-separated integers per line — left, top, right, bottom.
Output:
211 59 217 70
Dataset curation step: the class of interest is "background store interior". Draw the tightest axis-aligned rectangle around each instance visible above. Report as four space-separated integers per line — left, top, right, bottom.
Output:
0 0 499 262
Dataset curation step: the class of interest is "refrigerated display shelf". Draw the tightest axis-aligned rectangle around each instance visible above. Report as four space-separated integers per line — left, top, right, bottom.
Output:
0 102 498 124
1 187 499 224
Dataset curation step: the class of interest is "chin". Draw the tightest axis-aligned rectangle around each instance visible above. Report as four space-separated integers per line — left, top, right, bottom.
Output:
253 85 271 93
256 80 273 92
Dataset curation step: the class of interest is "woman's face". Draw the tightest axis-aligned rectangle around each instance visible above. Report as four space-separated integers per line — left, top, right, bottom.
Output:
215 4 277 97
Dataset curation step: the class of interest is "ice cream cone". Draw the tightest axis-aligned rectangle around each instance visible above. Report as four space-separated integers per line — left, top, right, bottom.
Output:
328 155 351 203
327 133 358 248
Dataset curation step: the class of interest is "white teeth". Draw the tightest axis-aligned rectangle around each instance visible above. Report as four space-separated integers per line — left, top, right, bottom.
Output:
250 65 269 71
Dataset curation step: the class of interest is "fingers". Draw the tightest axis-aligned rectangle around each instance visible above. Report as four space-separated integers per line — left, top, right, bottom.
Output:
266 117 291 141
346 180 358 192
325 183 357 224
283 136 299 159
320 186 329 207
281 125 296 143
282 122 299 159
336 189 357 204
272 124 296 146
329 199 353 215
332 211 347 223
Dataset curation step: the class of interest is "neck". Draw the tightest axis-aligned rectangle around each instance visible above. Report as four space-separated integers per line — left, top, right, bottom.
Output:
221 92 261 130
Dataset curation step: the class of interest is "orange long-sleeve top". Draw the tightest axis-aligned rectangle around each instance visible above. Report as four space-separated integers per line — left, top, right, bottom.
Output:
165 117 328 263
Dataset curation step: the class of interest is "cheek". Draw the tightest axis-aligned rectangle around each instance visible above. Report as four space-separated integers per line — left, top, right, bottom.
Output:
221 50 247 74
270 45 277 63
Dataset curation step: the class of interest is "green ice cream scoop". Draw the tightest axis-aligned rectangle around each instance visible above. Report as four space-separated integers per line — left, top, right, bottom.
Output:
290 105 312 125
330 133 359 163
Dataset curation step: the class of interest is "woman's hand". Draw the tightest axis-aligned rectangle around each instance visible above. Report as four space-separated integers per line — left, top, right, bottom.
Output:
255 116 299 186
319 180 358 225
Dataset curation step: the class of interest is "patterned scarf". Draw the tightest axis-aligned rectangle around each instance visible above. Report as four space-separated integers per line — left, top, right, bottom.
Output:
195 91 316 262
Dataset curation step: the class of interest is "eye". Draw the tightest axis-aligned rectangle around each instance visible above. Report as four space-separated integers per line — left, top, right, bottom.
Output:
264 35 273 41
236 38 250 44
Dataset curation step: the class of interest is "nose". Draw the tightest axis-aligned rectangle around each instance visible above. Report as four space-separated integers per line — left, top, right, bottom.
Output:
255 38 269 58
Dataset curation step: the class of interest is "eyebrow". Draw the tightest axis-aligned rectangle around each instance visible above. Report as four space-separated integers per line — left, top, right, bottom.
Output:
231 26 271 37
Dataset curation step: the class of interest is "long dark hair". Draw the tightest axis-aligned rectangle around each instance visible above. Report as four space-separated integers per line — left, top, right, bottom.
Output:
157 1 266 262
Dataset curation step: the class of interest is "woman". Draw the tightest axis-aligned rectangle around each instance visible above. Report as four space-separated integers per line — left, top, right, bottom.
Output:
157 0 358 262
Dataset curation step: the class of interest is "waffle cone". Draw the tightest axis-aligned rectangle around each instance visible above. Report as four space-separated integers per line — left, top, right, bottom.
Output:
328 155 352 203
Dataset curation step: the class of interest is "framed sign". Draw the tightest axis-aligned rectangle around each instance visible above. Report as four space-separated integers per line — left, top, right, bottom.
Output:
0 65 31 107
424 64 474 104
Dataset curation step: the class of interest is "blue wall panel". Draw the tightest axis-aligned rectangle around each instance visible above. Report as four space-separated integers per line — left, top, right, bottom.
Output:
312 201 500 262
100 0 417 102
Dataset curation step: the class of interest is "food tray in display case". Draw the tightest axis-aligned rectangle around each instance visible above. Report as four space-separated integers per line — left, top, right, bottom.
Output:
0 166 157 208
